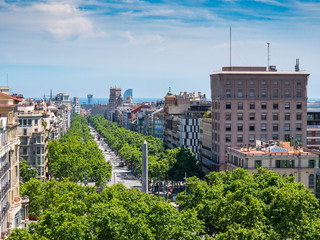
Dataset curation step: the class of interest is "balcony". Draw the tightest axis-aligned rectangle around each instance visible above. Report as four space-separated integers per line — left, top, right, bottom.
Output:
0 202 10 224
0 163 9 179
0 182 10 200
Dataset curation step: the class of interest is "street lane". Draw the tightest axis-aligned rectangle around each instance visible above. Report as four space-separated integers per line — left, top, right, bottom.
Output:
89 125 142 190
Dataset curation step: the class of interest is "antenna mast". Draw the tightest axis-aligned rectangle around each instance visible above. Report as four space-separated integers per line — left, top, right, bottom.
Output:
230 26 232 70
267 42 270 71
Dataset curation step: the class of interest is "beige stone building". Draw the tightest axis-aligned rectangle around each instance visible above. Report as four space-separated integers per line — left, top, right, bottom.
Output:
0 89 28 238
227 140 319 196
199 117 213 173
210 66 308 171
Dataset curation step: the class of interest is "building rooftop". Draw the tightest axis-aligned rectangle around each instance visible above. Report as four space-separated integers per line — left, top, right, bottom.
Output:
228 140 318 157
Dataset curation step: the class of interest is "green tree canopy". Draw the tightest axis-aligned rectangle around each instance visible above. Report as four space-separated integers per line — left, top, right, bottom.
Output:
177 168 320 239
48 114 112 186
19 180 204 240
20 160 38 183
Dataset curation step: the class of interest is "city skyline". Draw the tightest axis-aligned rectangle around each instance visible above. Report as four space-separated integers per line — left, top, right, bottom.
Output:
0 0 319 98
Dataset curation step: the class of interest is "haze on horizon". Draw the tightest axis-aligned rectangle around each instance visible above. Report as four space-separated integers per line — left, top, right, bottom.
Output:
0 0 319 99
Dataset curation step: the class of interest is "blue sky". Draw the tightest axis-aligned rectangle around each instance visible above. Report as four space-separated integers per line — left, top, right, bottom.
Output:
0 0 319 98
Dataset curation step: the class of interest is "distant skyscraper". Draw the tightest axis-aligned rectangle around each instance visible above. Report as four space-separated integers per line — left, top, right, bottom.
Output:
123 89 133 104
87 94 93 104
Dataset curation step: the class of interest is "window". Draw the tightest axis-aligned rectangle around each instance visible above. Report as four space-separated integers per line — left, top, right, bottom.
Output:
226 135 231 142
296 124 302 131
237 90 243 98
261 89 267 98
249 102 255 109
284 134 291 141
285 103 290 110
238 102 243 110
284 89 290 98
19 119 22 125
226 81 230 85
28 119 32 126
273 113 279 121
296 114 302 121
37 147 41 154
237 135 243 143
285 113 290 121
297 102 302 109
23 129 27 135
261 81 266 86
23 119 27 126
35 119 38 125
261 124 267 131
285 81 290 86
249 125 255 131
273 89 279 98
23 148 27 155
273 81 278 85
237 124 243 131
255 160 262 168
273 134 278 140
249 89 255 98
276 160 295 168
297 81 302 86
309 174 314 188
226 102 231 109
261 113 267 121
237 113 243 121
249 135 255 142
309 160 315 168
238 81 243 86
226 113 231 121
296 89 302 98
273 124 278 131
296 134 302 142
225 89 231 98
284 124 290 131
250 81 254 86
261 134 267 141
249 113 255 121
226 124 231 131
273 103 278 109
261 102 267 109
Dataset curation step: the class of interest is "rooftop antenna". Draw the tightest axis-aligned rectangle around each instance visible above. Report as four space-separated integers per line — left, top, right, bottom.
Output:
267 42 270 71
230 26 232 71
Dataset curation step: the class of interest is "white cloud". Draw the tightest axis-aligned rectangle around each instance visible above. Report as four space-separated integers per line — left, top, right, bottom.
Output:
0 1 105 40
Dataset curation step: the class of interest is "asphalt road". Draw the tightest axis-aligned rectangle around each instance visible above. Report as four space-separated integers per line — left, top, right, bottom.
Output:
89 126 142 190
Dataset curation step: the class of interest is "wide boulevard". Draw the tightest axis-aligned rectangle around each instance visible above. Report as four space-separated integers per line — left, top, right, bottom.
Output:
89 125 142 190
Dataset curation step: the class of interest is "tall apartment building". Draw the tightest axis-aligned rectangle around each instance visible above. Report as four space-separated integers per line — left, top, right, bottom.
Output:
211 66 308 171
164 90 210 159
17 100 63 180
0 90 28 237
199 117 213 173
306 101 320 149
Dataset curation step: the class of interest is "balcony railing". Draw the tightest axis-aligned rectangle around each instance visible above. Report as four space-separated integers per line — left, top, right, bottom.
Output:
0 182 10 201
307 125 320 129
0 163 9 179
0 202 10 223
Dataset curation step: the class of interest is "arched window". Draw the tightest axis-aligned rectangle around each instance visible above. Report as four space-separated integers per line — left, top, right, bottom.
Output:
309 174 314 188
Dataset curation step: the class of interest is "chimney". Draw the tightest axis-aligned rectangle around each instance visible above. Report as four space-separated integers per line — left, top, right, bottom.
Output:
295 59 300 72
